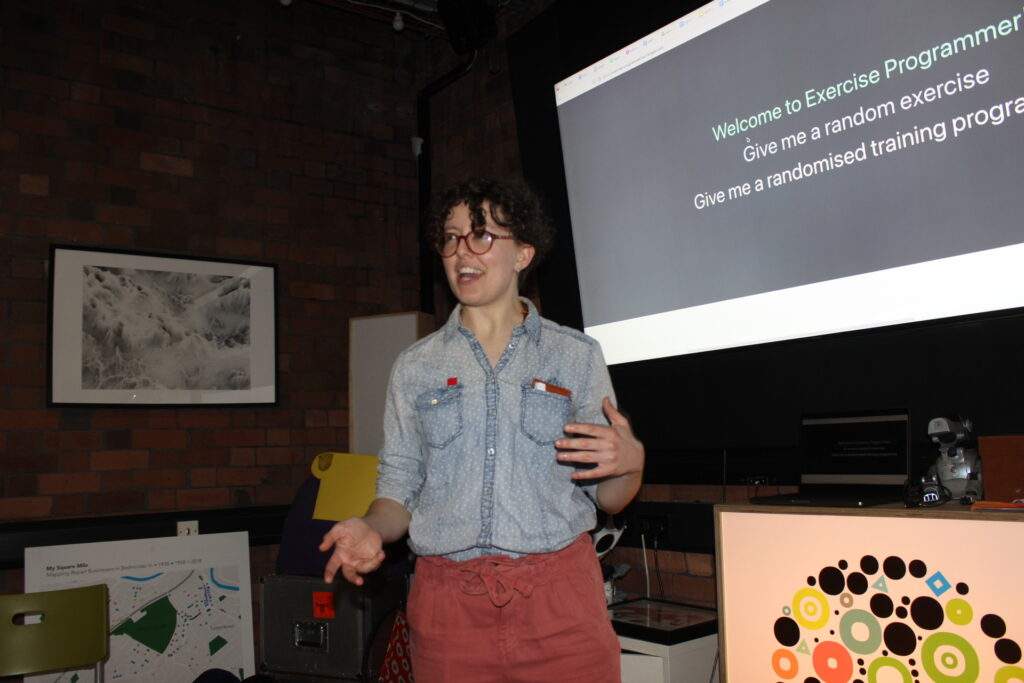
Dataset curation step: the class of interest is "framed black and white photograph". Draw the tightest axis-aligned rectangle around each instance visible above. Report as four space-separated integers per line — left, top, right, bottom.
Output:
49 245 277 406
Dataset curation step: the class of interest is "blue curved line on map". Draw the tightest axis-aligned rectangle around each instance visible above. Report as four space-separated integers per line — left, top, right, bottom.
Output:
121 573 163 582
209 568 239 591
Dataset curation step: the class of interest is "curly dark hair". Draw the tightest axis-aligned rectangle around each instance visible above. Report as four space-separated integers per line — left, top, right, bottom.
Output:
426 178 555 276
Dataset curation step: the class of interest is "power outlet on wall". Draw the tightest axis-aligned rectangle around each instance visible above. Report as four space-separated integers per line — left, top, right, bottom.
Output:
177 520 199 536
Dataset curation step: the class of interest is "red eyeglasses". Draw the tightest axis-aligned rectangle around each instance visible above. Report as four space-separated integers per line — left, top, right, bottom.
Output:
436 230 515 257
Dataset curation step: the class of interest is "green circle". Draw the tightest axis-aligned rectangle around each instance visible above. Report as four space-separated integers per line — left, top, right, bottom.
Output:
946 598 973 626
868 657 913 683
995 665 1024 683
922 632 980 683
839 609 882 654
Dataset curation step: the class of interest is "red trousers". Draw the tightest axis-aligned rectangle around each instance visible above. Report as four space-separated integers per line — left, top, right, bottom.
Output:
407 534 621 683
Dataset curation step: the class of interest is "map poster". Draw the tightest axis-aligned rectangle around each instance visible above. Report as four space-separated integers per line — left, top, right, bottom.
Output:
24 532 255 682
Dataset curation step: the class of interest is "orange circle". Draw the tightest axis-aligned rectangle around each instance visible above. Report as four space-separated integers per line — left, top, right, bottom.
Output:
813 640 853 683
772 648 799 680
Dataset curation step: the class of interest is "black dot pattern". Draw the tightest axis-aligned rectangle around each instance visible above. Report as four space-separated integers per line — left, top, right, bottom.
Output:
910 596 944 630
774 616 800 646
884 622 917 656
995 638 1022 664
846 572 868 594
982 614 1007 638
883 556 906 580
908 559 927 578
819 566 845 595
773 554 1021 681
871 593 894 618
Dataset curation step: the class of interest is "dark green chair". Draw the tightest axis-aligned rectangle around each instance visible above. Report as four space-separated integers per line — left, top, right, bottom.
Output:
0 583 109 679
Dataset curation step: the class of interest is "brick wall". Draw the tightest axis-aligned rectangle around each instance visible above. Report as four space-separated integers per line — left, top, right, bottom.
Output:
0 0 427 522
427 0 555 191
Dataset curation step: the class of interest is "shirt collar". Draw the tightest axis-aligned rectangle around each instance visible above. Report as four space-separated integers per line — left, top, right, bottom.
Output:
443 297 542 346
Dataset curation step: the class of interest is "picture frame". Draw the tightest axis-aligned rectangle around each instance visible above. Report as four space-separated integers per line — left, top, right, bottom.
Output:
715 504 1024 682
49 245 277 406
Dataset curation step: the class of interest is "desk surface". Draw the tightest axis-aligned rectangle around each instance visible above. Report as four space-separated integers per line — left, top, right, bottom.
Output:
610 599 717 645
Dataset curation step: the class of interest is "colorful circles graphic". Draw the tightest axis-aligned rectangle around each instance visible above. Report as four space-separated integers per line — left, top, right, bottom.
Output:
946 598 973 626
839 609 882 655
793 587 830 630
772 647 798 679
770 554 1021 682
922 632 980 682
812 640 853 683
867 656 913 683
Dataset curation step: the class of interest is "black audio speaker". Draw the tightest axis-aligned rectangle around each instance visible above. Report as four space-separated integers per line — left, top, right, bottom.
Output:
437 0 497 54
259 573 404 680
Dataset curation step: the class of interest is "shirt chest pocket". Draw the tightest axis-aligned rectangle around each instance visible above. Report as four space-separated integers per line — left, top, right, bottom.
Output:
520 383 572 446
415 385 463 449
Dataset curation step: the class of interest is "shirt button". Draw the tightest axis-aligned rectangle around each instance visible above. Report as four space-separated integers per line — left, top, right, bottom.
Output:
508 343 515 349
487 448 495 455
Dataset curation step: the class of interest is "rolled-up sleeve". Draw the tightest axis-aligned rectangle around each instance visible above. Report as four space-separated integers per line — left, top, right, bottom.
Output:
573 340 616 500
375 356 425 510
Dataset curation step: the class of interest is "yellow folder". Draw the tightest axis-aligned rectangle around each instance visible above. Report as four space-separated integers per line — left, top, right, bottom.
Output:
310 452 379 521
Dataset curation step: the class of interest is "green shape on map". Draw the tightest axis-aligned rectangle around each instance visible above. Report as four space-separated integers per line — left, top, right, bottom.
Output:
111 596 177 654
796 640 810 654
872 576 888 592
209 635 228 656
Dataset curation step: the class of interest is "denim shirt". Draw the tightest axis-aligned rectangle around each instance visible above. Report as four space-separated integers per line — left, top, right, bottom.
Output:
375 298 616 559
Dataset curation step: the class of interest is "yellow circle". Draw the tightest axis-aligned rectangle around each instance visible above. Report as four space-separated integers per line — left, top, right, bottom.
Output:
793 587 830 629
946 598 973 626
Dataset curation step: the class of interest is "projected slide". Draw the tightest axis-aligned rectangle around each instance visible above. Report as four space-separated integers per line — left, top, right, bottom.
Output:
556 0 1024 364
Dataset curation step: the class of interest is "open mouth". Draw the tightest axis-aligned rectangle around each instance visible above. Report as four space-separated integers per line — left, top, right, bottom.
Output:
457 266 483 283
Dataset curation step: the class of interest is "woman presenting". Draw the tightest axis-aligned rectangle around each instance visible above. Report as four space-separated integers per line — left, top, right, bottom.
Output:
320 178 644 682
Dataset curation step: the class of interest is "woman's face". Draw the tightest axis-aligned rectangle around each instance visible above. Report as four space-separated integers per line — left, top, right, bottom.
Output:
441 201 535 311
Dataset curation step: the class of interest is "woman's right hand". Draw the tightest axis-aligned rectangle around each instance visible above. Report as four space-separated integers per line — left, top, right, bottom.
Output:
318 517 386 585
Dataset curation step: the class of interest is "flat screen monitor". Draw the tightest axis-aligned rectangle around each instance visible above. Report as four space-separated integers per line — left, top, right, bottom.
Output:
554 0 1024 365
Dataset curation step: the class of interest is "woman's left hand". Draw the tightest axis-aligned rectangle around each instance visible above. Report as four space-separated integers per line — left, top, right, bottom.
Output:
555 397 645 480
